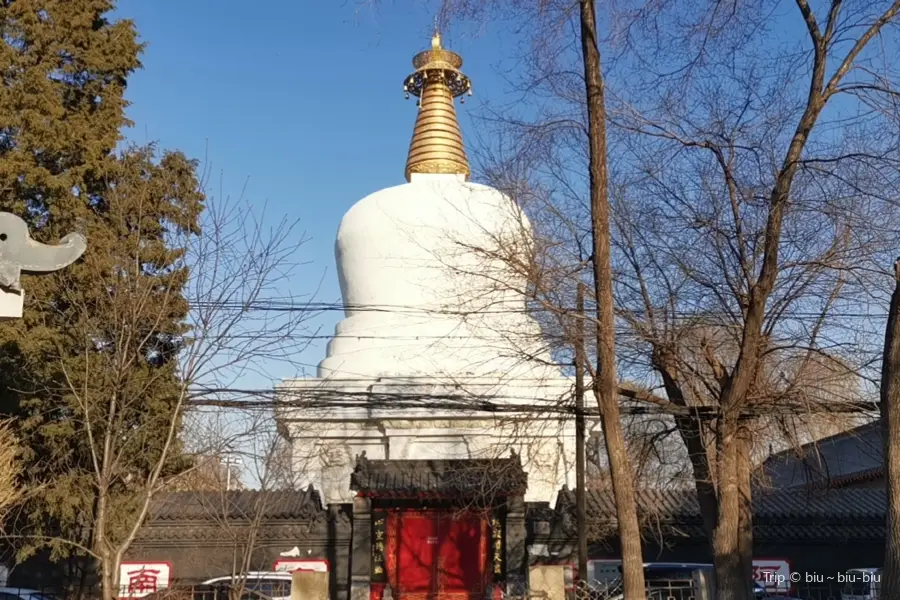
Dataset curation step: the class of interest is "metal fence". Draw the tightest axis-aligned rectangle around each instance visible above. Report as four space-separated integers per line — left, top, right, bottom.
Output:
0 580 859 600
565 578 849 600
572 578 705 600
781 584 846 600
124 581 293 600
0 581 294 600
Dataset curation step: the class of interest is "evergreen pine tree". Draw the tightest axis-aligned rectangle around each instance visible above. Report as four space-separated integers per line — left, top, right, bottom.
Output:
0 2 203 593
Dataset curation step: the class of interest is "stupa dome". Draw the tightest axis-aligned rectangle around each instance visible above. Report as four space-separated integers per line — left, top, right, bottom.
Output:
320 174 552 381
317 34 557 386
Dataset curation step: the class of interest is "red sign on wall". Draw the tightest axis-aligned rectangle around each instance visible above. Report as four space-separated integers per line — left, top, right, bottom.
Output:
753 558 792 593
118 562 172 598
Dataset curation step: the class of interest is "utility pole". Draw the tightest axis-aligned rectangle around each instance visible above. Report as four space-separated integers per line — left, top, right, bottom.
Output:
223 456 243 491
575 282 588 584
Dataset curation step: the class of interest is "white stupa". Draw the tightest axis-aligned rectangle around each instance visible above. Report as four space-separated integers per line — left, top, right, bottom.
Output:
275 33 576 505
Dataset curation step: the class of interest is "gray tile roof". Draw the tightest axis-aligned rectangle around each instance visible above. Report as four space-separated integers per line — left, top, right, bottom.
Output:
149 488 324 521
760 420 882 489
557 487 886 520
552 488 887 541
349 454 528 497
143 485 888 543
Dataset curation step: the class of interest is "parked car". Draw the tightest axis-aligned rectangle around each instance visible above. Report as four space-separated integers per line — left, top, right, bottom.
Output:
138 583 218 600
140 581 277 600
841 567 882 600
598 562 716 600
0 588 55 600
201 572 292 600
751 582 803 600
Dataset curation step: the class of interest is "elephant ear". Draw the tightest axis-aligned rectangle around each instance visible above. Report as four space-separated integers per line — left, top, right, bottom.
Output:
0 212 86 274
18 232 87 272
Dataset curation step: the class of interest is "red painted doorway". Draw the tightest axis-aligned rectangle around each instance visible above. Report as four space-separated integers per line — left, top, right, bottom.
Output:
380 509 489 600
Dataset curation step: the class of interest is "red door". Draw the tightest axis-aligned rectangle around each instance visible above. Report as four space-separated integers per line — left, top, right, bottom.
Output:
388 511 440 596
383 510 488 600
437 513 487 596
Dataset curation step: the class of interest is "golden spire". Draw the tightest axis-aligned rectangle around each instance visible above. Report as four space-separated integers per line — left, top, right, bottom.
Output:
402 31 473 182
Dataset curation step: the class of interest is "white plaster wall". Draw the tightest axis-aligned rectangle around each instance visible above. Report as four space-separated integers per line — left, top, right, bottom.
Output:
280 401 579 505
288 422 388 505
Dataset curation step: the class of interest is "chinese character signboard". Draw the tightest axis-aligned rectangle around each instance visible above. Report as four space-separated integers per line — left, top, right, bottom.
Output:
490 514 505 581
371 510 388 583
118 562 171 598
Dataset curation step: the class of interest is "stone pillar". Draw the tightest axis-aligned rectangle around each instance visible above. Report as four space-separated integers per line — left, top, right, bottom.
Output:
292 571 329 600
350 496 372 600
330 505 352 600
528 565 566 600
505 494 527 595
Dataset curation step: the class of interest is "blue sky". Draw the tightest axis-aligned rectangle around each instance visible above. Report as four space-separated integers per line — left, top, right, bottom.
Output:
113 1 515 383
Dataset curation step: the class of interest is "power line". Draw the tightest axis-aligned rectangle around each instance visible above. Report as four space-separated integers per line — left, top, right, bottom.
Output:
186 387 881 417
197 326 886 342
186 299 892 320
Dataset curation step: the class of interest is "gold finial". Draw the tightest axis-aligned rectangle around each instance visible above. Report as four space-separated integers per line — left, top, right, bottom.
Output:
402 31 473 182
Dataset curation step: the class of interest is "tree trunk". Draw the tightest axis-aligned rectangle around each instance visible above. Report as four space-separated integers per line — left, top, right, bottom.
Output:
658 356 749 599
93 487 116 600
99 554 116 600
881 259 900 597
680 415 718 541
712 424 741 600
657 361 718 540
737 428 754 597
578 1 646 598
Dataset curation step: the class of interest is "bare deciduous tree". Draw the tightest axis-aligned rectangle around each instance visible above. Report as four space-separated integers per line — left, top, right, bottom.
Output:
577 2 648 595
19 157 316 600
426 1 900 599
165 451 246 493
608 3 900 597
181 409 311 600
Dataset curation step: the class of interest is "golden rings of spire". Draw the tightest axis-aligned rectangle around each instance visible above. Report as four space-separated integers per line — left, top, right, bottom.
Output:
403 32 473 182
403 33 473 99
